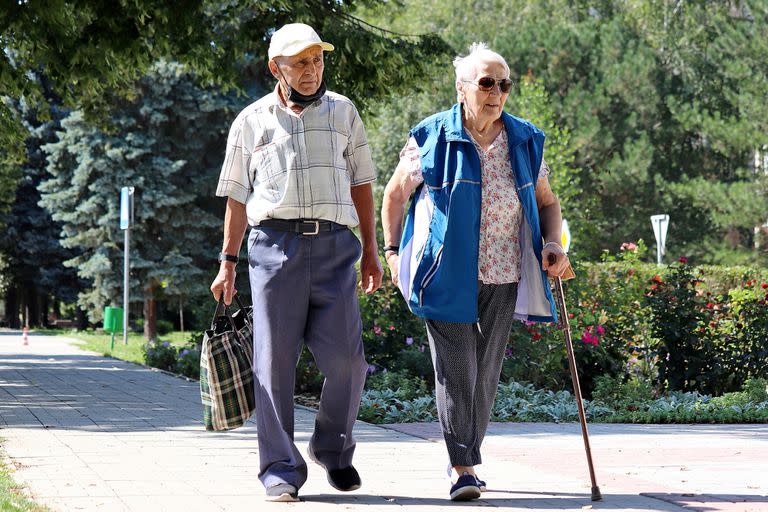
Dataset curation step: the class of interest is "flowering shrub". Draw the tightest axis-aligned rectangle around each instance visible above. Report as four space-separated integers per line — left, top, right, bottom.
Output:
510 240 655 397
138 251 768 408
501 241 768 398
645 259 768 394
645 259 715 392
702 279 768 394
142 339 178 372
175 340 202 380
357 265 431 381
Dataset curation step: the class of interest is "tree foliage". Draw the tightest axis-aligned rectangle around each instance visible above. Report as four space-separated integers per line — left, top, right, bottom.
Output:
0 0 448 168
1 0 450 329
39 61 234 336
0 92 82 327
359 0 768 263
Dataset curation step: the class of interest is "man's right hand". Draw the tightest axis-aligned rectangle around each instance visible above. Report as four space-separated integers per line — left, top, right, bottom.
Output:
385 252 399 287
210 263 237 305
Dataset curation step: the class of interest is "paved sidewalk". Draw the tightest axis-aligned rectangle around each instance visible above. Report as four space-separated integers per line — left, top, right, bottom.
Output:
0 330 766 511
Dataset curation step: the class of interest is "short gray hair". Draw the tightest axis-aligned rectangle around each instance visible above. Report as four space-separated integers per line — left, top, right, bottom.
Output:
453 42 510 101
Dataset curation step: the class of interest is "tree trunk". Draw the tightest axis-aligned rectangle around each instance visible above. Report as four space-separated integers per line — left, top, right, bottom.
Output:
20 286 30 328
76 306 88 330
4 288 20 329
37 293 49 327
143 280 157 342
179 295 184 333
27 288 40 327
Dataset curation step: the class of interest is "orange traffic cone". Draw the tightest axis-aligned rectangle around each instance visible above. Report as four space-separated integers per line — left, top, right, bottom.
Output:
22 326 29 346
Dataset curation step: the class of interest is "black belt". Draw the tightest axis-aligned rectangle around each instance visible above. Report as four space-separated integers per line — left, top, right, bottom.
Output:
257 218 346 235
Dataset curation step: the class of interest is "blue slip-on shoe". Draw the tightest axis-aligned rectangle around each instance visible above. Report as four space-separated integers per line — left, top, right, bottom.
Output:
450 473 481 501
475 476 487 492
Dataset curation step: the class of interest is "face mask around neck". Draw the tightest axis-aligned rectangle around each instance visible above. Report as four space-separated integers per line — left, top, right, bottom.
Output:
285 81 326 107
277 66 325 108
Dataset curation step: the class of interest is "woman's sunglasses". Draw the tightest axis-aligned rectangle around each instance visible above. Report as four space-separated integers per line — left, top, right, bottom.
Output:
464 77 514 93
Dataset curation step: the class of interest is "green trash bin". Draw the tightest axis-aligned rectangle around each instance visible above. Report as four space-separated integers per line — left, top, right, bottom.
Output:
103 307 123 334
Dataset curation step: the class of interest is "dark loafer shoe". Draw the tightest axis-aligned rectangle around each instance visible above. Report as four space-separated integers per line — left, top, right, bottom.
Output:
266 483 299 502
307 445 361 491
475 477 487 492
450 473 481 501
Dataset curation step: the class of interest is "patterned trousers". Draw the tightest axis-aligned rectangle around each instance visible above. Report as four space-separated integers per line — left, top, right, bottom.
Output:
425 282 518 467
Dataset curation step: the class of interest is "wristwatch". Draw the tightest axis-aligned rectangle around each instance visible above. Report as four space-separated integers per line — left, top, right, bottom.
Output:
382 245 399 254
218 252 239 264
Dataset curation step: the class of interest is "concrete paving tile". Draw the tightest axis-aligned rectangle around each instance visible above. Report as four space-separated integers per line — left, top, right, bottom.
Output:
2 332 766 512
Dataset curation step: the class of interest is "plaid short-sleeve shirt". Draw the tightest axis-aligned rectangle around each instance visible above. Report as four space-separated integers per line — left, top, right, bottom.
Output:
216 86 376 227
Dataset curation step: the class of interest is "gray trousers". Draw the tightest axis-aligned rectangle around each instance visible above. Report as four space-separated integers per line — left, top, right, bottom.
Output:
247 226 367 489
425 282 518 467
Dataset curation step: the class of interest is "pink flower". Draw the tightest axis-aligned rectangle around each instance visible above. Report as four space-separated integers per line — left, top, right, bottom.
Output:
581 331 599 346
762 283 768 289
678 256 688 264
373 325 382 335
620 242 638 252
389 325 395 331
596 325 605 335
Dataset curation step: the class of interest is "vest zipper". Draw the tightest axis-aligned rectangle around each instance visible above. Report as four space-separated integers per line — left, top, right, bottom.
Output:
418 244 444 307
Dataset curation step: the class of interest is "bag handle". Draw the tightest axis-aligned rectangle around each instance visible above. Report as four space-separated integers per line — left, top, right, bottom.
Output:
210 293 251 345
210 294 239 330
232 293 252 331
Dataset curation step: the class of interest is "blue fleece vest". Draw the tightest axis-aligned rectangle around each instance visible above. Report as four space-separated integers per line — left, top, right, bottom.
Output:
397 103 557 323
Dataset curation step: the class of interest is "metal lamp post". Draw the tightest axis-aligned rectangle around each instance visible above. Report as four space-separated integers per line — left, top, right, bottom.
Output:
120 187 135 345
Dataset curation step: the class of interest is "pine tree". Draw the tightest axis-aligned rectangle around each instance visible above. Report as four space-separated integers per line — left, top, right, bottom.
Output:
40 61 236 340
0 86 83 328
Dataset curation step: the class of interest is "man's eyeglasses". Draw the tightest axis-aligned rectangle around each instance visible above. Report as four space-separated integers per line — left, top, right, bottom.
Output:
463 77 514 93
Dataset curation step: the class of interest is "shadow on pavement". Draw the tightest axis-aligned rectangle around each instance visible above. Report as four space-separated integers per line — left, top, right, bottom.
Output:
299 491 728 509
0 350 426 442
388 420 768 441
641 492 768 508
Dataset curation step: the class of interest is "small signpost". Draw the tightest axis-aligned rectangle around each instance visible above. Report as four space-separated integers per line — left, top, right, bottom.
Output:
120 187 134 345
650 214 669 265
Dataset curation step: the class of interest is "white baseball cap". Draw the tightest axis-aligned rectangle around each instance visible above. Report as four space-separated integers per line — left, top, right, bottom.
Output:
268 23 335 60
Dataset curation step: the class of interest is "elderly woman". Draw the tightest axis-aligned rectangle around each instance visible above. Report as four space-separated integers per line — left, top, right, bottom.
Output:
381 43 571 501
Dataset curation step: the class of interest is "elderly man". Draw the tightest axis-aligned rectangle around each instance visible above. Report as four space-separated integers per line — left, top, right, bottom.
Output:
210 23 382 502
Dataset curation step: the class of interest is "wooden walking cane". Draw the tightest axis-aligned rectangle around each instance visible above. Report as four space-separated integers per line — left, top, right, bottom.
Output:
548 257 603 501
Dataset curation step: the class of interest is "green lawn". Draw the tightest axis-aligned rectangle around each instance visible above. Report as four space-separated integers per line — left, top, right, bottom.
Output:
0 454 49 512
34 329 195 366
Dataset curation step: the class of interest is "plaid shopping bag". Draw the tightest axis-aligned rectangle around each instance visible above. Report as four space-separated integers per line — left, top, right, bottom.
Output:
200 294 256 431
